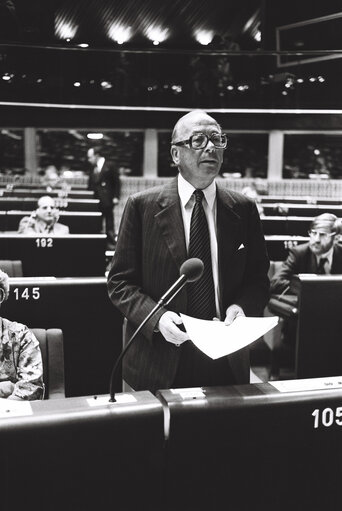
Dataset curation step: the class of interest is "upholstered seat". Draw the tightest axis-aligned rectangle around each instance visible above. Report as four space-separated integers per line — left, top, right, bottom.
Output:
0 260 23 277
31 328 65 399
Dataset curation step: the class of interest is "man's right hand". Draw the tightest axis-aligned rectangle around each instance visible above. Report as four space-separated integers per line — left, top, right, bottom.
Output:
158 311 189 347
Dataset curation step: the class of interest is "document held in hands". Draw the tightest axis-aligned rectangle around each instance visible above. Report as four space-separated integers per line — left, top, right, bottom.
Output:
180 314 279 360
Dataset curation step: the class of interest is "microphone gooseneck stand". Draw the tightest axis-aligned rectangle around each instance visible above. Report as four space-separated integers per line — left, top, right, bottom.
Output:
109 258 204 402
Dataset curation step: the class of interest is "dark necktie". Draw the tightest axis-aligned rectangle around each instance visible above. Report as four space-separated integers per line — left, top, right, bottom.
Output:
187 189 216 320
317 257 328 274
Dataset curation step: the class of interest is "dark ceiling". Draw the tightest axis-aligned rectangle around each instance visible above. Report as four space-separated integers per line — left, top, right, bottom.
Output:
1 0 262 49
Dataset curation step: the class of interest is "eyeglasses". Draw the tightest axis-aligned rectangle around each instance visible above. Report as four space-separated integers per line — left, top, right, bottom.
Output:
308 229 336 240
172 132 228 150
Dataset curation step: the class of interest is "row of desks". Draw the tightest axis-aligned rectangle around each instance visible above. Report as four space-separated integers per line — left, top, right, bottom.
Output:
0 234 309 278
262 203 342 216
260 195 342 205
0 188 94 199
0 213 319 237
0 210 102 233
1 380 342 510
0 197 100 211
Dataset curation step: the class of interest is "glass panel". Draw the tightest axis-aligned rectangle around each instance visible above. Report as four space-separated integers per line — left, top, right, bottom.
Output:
284 134 342 179
37 129 144 177
0 129 24 174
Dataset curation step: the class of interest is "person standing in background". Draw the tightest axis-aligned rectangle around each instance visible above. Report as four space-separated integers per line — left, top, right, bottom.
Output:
87 146 121 250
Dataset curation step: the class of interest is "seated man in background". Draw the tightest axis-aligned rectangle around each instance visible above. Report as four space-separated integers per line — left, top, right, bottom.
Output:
18 195 70 235
269 213 342 376
270 213 342 294
0 270 44 400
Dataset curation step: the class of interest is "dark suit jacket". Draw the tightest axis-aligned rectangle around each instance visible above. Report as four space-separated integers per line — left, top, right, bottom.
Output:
107 178 270 391
88 160 121 210
270 242 342 294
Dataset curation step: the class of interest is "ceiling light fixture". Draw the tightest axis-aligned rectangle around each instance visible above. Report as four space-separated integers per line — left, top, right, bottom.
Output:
87 133 104 140
194 30 213 46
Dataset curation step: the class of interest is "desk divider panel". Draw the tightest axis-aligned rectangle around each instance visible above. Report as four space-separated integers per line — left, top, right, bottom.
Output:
158 381 342 511
294 274 342 378
0 234 106 277
2 277 123 397
265 235 308 260
0 392 164 511
262 216 313 236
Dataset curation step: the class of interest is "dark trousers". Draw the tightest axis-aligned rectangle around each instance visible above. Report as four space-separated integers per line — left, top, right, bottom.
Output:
102 206 115 247
172 341 236 388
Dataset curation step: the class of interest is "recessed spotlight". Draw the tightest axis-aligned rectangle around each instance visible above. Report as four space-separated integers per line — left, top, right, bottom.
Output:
87 133 103 140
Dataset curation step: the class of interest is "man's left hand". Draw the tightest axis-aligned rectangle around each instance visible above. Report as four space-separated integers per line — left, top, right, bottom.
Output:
224 304 245 326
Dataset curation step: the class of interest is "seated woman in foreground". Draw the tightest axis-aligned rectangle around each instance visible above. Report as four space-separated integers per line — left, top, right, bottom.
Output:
0 270 44 400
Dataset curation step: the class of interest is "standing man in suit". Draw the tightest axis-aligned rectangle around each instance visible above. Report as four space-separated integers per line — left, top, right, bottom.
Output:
270 213 342 294
87 146 121 249
107 110 269 392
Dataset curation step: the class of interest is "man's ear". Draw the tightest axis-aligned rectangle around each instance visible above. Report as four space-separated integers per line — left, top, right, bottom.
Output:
170 145 180 165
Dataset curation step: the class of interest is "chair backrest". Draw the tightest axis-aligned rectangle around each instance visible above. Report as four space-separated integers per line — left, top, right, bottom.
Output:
268 260 283 280
0 260 23 277
30 328 65 399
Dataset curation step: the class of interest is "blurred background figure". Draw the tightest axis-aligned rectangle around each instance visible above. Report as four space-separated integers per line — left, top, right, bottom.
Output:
0 0 20 41
87 146 121 249
18 195 70 235
0 269 44 400
241 183 264 215
40 164 60 190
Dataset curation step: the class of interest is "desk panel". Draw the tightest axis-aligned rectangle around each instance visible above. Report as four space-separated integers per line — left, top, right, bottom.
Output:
0 392 163 511
265 235 308 260
2 277 123 397
0 234 106 277
295 275 342 378
262 216 312 236
158 382 342 511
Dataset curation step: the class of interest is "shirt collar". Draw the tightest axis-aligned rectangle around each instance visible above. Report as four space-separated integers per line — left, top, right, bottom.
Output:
317 245 334 266
177 173 216 210
97 157 105 171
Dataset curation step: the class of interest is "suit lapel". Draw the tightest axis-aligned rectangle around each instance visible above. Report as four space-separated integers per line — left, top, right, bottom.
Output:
155 178 187 270
216 185 242 317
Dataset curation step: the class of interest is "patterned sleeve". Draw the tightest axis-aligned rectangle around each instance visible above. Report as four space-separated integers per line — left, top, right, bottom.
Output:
9 327 44 400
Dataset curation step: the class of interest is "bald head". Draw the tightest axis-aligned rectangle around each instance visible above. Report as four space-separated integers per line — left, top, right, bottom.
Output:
171 110 220 144
36 195 57 225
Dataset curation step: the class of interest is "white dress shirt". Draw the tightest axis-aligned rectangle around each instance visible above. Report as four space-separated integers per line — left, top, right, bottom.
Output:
177 173 221 317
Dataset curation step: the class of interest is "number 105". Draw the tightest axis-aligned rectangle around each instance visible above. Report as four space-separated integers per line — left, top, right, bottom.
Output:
312 407 342 429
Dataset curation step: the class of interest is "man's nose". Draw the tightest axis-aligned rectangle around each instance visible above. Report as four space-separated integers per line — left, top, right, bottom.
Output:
205 139 216 151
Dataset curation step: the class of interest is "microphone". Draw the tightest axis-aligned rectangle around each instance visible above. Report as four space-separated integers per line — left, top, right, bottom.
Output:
157 258 204 306
109 258 204 402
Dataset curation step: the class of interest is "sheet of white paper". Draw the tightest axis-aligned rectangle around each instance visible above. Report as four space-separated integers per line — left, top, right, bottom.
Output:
180 314 279 359
0 398 33 418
